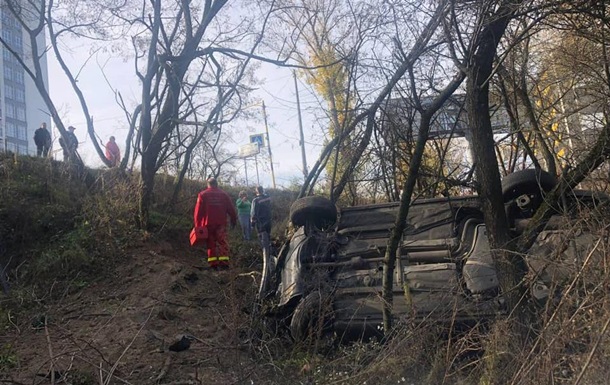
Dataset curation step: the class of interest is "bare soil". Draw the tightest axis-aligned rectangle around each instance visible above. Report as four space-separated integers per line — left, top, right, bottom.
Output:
1 238 281 385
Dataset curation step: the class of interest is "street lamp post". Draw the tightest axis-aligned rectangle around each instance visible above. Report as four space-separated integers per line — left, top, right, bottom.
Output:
244 158 249 187
262 101 276 189
254 154 260 185
293 71 308 181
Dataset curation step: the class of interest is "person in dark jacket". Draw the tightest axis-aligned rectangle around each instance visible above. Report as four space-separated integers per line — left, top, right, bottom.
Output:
251 186 272 254
33 122 52 157
59 126 78 162
193 177 237 269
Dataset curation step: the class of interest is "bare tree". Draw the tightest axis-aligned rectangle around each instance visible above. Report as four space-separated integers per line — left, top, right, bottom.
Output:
461 0 610 331
448 1 533 343
0 0 124 167
124 0 318 227
515 1 610 247
2 0 298 227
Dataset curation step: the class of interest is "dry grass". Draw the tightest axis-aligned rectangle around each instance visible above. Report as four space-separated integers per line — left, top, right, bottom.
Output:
505 212 610 385
243 203 610 385
3 154 610 384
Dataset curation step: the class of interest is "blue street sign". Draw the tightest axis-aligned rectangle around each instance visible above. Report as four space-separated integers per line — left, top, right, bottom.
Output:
250 134 264 148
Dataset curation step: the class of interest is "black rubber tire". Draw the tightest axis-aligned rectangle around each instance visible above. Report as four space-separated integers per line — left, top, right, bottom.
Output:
501 169 556 202
290 291 334 344
289 196 337 227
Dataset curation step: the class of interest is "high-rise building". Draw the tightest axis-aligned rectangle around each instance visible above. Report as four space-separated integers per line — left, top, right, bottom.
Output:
0 9 50 155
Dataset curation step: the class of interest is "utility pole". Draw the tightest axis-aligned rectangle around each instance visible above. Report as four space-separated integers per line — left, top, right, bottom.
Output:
254 154 260 185
244 158 249 187
261 101 276 189
293 71 308 180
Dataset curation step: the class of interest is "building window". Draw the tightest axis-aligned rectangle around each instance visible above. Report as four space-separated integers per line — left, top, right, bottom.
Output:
14 88 24 102
14 70 24 85
2 29 13 42
16 106 25 121
2 25 22 49
13 32 22 48
4 84 14 100
2 12 19 29
16 123 26 140
2 65 23 83
6 142 27 155
3 48 19 63
5 103 15 119
4 66 12 81
6 121 16 137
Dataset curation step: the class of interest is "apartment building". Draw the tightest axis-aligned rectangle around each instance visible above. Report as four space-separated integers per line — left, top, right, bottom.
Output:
0 9 50 155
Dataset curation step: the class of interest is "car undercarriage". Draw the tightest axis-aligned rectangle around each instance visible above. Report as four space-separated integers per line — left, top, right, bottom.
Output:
258 170 606 343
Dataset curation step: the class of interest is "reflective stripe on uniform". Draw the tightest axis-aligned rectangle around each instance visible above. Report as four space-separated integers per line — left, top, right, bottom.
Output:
208 256 219 262
218 256 229 261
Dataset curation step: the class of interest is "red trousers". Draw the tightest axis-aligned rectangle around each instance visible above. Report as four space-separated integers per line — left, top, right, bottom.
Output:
206 224 229 267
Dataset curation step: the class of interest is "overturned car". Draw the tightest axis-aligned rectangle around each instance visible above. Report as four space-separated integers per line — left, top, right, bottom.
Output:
258 170 606 342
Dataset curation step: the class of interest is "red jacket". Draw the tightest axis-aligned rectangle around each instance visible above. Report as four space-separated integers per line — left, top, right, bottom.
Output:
105 141 121 166
194 187 237 227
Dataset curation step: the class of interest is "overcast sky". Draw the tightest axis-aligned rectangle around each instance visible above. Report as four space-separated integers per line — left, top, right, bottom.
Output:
47 50 325 189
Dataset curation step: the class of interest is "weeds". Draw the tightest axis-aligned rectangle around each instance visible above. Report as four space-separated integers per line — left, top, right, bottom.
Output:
0 344 17 372
0 306 11 334
3 153 610 384
244 206 610 385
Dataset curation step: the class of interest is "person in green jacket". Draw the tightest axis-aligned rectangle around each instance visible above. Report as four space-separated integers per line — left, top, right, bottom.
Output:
236 190 252 240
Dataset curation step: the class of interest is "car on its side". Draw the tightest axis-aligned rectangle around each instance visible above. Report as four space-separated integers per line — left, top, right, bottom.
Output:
257 170 607 343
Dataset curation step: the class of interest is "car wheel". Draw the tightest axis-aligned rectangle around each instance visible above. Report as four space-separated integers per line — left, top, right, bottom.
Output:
290 291 335 345
290 196 337 227
501 169 556 202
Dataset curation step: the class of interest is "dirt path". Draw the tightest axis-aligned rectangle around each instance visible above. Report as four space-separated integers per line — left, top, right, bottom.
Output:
1 240 268 384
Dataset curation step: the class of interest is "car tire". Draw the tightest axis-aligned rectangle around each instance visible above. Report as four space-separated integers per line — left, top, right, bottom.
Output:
290 291 335 344
501 169 556 202
290 196 337 227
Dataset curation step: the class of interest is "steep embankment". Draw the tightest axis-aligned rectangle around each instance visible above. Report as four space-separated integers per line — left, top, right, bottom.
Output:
4 238 264 384
0 155 283 384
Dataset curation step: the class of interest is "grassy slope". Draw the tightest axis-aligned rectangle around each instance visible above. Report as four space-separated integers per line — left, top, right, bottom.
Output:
1 154 610 384
0 154 312 384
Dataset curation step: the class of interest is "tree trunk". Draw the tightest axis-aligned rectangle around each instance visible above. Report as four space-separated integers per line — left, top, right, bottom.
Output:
381 119 430 332
171 145 195 207
331 112 375 201
298 5 445 198
382 72 465 333
518 121 610 251
464 0 527 338
496 65 541 172
139 148 158 230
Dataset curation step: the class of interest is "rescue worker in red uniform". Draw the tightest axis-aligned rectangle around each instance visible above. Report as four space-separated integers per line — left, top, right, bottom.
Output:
193 177 237 269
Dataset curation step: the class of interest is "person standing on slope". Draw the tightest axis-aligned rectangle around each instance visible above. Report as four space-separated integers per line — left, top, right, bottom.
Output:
251 186 272 256
236 190 252 241
59 126 78 162
193 177 237 270
33 122 52 157
105 136 121 167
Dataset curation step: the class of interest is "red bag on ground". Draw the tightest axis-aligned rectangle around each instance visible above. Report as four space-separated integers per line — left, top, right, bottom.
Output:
190 226 208 246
